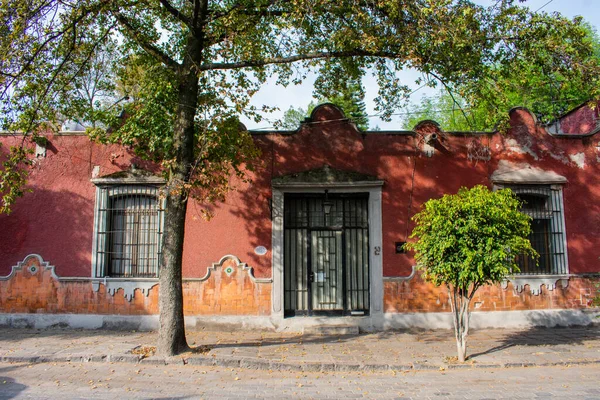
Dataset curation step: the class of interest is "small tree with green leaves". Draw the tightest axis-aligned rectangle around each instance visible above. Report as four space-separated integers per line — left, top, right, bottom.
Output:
406 185 536 362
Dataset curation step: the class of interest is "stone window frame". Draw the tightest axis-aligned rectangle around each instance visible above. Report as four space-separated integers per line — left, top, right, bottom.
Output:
491 161 570 295
503 184 568 275
271 181 384 328
90 172 164 300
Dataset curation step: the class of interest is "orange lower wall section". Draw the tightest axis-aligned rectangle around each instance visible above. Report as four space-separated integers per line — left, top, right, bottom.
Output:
1 255 598 317
0 255 270 316
182 256 271 316
384 273 600 313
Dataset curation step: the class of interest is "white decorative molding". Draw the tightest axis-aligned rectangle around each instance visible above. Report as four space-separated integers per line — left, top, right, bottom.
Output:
422 142 435 157
383 266 417 282
502 275 570 295
106 280 157 301
0 254 60 281
369 188 383 313
35 143 47 158
91 278 158 301
272 181 385 188
272 190 284 314
194 254 272 284
90 167 165 185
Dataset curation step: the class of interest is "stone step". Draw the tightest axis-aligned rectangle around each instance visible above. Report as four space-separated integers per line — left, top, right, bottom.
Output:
302 325 359 336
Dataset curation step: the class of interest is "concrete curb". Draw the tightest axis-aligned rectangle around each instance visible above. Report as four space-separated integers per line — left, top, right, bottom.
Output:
2 353 600 372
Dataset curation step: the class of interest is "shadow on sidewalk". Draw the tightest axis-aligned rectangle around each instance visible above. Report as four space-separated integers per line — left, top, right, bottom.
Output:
0 327 153 344
468 324 600 359
188 327 453 351
0 365 29 399
189 332 371 349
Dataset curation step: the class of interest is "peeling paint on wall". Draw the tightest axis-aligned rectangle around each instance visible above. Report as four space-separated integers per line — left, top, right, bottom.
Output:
547 151 569 165
505 138 539 160
569 152 585 169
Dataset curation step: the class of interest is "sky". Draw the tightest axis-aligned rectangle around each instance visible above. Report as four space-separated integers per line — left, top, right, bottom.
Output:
240 0 600 130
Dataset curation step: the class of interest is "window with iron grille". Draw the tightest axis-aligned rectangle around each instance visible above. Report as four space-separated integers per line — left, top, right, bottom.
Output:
92 185 164 278
507 185 568 275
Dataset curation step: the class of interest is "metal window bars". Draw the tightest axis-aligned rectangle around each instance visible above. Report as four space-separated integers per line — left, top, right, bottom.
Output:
94 185 164 278
509 185 567 275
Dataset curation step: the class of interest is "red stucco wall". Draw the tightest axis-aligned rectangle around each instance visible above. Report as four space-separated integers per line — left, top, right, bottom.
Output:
0 104 599 316
0 134 159 277
178 105 600 279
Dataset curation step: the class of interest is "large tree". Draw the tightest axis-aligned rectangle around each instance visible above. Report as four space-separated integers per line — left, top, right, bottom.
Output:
1 1 599 356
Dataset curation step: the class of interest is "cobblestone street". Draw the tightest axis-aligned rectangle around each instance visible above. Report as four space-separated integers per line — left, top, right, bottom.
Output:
1 361 600 399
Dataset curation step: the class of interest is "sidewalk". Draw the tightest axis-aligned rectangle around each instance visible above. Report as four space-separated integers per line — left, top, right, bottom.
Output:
1 325 599 372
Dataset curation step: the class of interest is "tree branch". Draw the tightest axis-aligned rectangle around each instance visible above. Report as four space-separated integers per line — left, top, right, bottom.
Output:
429 71 475 129
158 0 192 27
198 50 398 71
207 1 244 21
112 11 181 71
193 0 202 29
207 0 284 22
2 1 110 99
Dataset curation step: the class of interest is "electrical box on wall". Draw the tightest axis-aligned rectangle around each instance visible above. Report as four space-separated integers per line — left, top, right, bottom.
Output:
395 242 406 254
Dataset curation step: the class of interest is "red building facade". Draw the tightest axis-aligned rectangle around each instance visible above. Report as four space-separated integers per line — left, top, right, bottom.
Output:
1 104 599 331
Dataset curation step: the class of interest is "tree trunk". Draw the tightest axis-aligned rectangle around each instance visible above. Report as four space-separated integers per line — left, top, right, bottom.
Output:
158 190 190 356
449 286 471 363
456 335 467 363
157 33 203 356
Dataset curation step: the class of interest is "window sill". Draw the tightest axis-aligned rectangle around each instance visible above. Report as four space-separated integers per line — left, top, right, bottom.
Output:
502 274 570 295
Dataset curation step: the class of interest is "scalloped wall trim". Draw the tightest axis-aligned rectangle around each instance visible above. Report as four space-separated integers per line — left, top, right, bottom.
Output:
502 276 570 295
90 279 159 302
1 254 160 302
1 254 270 304
194 254 272 283
0 254 60 281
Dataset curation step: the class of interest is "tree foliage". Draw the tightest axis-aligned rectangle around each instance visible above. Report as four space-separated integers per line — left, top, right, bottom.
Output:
281 101 316 130
402 90 488 131
322 79 369 130
406 185 536 362
403 23 600 131
0 145 30 214
281 77 369 130
1 0 599 355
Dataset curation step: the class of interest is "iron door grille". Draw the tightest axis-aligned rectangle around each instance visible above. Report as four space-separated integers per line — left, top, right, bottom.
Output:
283 194 370 316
